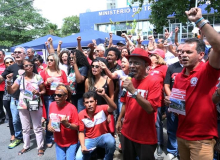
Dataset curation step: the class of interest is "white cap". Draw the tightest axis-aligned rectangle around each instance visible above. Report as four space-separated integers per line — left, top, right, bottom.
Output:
4 56 15 62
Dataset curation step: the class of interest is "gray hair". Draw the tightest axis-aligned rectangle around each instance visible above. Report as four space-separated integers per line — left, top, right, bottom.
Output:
97 45 105 52
27 48 35 53
15 46 26 54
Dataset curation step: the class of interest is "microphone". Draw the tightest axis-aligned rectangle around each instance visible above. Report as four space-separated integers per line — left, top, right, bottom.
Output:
121 72 134 97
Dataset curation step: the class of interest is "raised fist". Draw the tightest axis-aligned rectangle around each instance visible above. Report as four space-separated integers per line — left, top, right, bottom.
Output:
185 7 202 22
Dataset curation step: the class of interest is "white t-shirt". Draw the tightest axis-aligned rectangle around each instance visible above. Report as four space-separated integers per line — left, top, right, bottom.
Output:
165 51 179 66
115 70 127 98
59 63 68 76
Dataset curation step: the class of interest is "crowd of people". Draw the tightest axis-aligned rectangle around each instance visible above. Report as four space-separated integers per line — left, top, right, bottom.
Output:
0 7 220 160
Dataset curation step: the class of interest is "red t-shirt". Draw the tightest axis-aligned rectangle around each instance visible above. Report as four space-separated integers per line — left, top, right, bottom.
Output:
78 105 109 139
40 70 68 95
49 101 79 147
120 75 161 144
0 63 5 91
174 62 220 141
37 63 47 74
148 65 168 107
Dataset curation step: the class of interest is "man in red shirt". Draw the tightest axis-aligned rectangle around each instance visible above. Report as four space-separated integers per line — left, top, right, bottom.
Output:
116 48 162 160
165 8 220 160
75 89 117 160
0 50 6 124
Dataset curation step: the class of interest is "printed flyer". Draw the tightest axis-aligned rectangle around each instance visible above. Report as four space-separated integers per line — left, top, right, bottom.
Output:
169 88 186 116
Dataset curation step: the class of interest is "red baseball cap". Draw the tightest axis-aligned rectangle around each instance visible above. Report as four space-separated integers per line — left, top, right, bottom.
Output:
148 49 165 59
125 48 151 65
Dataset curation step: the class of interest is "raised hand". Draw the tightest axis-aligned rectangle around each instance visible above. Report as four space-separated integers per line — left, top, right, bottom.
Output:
109 33 113 37
6 73 13 81
77 36 81 41
96 88 105 96
175 27 179 33
99 61 107 69
185 7 202 22
45 42 48 47
58 41 62 45
88 43 95 49
47 37 53 44
164 29 170 39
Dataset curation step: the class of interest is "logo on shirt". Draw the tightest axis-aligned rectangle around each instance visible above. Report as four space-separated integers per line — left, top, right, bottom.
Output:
150 70 159 76
190 77 198 87
82 110 106 128
128 89 148 99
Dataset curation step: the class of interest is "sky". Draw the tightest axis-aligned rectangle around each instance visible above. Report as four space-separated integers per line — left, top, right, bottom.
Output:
33 0 106 28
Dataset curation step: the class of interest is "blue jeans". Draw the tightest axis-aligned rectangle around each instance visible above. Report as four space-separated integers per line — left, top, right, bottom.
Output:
71 95 85 113
75 133 116 160
77 97 85 113
43 95 55 144
10 98 22 140
155 107 163 145
55 143 78 160
166 108 178 156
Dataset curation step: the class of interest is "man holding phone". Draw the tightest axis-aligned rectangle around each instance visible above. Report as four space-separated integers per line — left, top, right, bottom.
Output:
75 89 117 160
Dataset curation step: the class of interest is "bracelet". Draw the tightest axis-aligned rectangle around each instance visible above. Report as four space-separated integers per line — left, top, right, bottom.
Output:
198 20 209 29
66 123 71 128
216 89 220 97
195 17 204 25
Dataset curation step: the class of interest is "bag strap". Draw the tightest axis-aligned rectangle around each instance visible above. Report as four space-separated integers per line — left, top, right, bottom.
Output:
22 75 25 90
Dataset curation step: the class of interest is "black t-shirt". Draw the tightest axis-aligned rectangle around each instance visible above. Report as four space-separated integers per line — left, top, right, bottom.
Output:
1 63 38 99
164 62 183 90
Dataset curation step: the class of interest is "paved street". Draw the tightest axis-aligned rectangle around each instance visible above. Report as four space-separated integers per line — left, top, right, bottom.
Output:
0 119 177 160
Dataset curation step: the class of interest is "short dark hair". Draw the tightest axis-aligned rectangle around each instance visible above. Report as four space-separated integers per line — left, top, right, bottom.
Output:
105 47 121 60
83 91 97 101
185 38 205 54
0 50 5 56
33 54 44 64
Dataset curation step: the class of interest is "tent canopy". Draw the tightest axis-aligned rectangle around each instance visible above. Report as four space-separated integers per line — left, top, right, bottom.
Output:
10 35 61 52
52 30 125 48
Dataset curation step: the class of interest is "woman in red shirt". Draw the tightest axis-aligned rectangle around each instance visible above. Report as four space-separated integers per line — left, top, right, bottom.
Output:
40 53 68 148
48 84 78 160
148 49 168 155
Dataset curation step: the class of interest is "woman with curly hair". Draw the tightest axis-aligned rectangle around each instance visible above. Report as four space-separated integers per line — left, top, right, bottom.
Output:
59 48 70 75
68 49 90 112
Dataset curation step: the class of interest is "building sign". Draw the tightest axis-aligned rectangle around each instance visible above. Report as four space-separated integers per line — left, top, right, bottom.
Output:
98 6 151 16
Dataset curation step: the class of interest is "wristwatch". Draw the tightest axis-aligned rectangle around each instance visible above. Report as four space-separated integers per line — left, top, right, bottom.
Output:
132 90 138 99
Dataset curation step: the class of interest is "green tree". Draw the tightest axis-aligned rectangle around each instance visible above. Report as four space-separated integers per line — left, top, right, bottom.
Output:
43 23 61 37
0 0 49 47
61 15 80 36
130 0 220 32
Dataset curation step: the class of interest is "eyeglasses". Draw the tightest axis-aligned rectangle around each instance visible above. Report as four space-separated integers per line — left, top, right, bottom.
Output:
23 64 33 68
54 94 66 98
14 51 23 55
177 50 182 53
47 59 54 62
91 65 100 68
5 61 14 65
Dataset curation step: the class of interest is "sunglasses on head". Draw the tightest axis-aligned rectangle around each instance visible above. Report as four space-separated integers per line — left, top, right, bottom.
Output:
54 94 66 98
91 65 100 69
5 61 14 65
23 64 33 68
47 59 54 62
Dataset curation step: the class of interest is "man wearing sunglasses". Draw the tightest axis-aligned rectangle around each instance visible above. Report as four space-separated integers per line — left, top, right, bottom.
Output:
0 50 6 124
0 47 38 149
